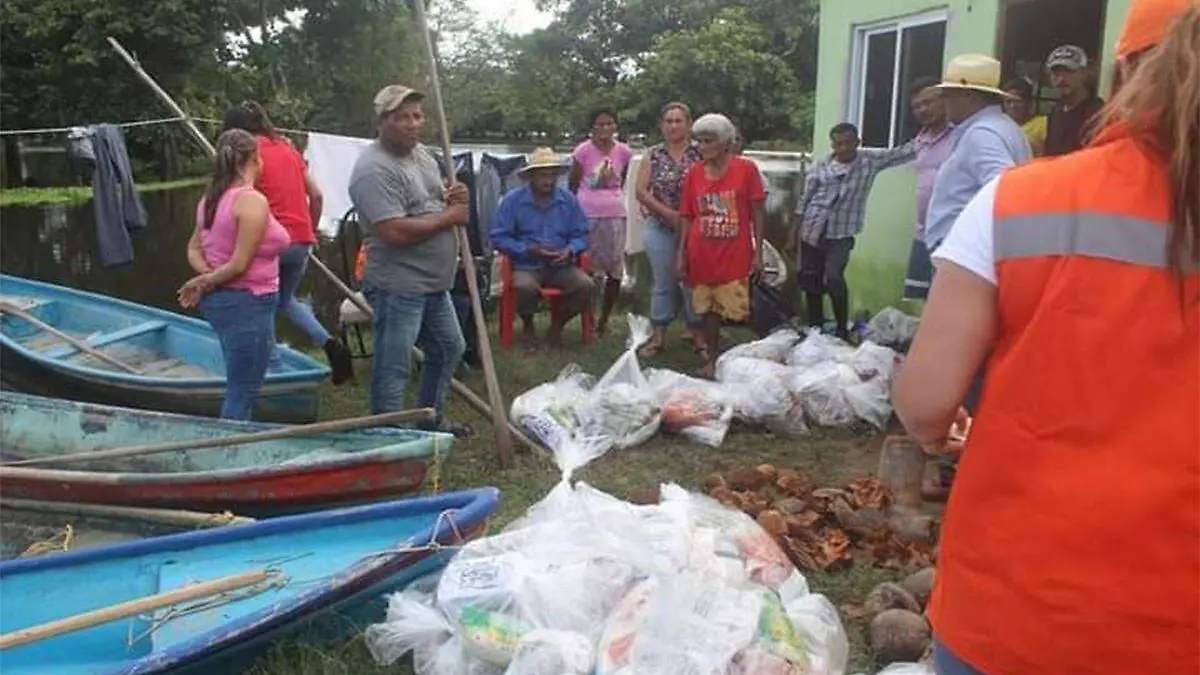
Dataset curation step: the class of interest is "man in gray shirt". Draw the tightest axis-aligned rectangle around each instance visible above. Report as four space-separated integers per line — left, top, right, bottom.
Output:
349 84 471 434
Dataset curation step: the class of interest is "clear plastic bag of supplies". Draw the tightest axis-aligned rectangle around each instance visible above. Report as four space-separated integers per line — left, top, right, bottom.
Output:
785 331 855 369
863 665 936 675
576 315 661 449
845 378 894 429
365 586 495 675
716 357 808 436
626 575 763 675
504 630 594 675
510 365 595 449
646 369 735 447
788 362 862 428
864 307 920 349
785 592 851 675
718 328 802 365
844 341 901 382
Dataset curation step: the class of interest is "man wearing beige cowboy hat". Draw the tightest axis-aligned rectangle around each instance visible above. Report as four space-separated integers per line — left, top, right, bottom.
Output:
925 54 1032 252
920 54 1031 502
490 148 593 351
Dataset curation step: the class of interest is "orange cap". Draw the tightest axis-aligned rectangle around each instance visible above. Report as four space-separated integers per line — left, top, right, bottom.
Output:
1117 0 1195 57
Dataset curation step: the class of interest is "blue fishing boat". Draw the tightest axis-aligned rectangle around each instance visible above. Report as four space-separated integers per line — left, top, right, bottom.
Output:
0 487 500 675
0 274 330 423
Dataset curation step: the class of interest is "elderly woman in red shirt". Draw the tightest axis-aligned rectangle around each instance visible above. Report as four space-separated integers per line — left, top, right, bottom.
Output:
675 113 766 379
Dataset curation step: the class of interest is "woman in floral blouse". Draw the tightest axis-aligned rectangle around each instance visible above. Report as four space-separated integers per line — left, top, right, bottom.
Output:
634 102 704 357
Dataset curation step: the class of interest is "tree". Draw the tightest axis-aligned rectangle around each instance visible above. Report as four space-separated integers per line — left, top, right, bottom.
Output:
635 7 802 142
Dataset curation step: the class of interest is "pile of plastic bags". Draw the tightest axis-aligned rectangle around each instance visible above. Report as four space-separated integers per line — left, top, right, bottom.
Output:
714 328 901 432
365 433 850 675
863 307 920 350
510 313 908 451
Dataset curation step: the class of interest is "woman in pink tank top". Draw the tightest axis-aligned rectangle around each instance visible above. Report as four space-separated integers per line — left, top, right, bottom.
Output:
178 129 291 420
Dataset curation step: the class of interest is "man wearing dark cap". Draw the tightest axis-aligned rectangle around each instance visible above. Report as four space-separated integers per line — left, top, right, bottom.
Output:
348 84 472 435
1043 45 1105 156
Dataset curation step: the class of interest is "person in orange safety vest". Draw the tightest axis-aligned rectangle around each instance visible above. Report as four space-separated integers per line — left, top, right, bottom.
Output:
892 1 1200 674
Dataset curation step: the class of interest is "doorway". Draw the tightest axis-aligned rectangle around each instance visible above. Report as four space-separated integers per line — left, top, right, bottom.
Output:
996 0 1109 113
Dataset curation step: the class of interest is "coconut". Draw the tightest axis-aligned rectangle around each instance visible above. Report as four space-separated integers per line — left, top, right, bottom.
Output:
869 609 931 666
901 567 936 608
864 582 921 617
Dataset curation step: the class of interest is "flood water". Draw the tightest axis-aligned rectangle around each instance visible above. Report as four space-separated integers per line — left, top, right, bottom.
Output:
0 146 806 348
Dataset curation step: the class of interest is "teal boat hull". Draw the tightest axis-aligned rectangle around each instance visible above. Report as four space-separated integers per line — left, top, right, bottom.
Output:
0 274 330 423
0 488 500 675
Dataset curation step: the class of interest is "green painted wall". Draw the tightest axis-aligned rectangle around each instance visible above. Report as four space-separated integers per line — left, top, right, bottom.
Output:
812 0 1131 316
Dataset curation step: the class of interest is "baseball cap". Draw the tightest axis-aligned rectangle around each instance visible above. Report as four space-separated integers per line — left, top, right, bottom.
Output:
373 85 425 117
1046 45 1089 70
1117 0 1194 57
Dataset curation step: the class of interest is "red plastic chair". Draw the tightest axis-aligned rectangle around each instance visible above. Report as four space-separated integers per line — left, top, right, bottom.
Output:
499 253 594 350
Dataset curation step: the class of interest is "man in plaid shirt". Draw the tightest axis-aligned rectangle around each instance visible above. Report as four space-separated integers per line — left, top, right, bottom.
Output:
790 123 916 338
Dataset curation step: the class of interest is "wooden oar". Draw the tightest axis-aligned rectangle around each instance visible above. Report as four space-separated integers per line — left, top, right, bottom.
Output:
1 408 435 467
0 569 272 650
0 498 256 528
0 302 142 374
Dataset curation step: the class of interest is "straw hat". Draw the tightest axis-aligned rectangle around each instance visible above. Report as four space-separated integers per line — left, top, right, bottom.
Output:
935 54 1012 98
517 148 567 176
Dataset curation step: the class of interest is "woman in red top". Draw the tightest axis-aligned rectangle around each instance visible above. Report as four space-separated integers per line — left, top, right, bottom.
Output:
220 102 352 384
676 113 766 379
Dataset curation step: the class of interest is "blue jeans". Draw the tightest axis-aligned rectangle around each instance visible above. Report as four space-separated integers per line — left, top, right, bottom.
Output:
933 639 988 674
277 243 332 345
200 288 278 420
643 219 696 328
363 286 465 420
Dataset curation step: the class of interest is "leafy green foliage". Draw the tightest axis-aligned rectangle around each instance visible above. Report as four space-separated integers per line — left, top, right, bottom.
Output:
633 7 802 143
0 0 818 186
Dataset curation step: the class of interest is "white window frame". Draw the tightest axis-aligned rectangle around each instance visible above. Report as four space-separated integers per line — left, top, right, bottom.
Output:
847 8 949 148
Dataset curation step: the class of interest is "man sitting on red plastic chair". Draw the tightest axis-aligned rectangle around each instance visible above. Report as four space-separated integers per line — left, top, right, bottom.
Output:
491 148 594 351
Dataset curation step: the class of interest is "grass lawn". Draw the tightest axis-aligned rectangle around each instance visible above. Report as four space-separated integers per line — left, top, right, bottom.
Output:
0 178 205 207
244 319 905 675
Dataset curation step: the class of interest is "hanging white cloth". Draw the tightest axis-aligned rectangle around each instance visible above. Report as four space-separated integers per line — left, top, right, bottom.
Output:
303 132 372 236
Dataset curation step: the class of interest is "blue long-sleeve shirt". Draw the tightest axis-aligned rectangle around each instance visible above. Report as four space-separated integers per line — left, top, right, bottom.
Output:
925 105 1032 250
490 185 590 270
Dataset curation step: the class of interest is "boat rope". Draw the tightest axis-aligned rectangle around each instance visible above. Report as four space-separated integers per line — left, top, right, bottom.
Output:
20 524 74 557
126 568 290 648
429 435 443 494
0 116 187 137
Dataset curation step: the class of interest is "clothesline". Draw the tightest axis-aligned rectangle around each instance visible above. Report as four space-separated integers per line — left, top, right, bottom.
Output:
0 115 187 137
193 117 318 138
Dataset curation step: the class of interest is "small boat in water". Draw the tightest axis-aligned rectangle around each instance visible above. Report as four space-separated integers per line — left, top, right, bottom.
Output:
0 392 454 512
0 498 255 561
0 488 500 675
0 274 330 423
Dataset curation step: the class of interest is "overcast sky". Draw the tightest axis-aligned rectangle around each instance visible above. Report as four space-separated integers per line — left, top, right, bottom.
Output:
466 0 553 34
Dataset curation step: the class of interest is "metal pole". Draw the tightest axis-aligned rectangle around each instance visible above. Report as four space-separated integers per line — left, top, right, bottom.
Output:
410 0 513 467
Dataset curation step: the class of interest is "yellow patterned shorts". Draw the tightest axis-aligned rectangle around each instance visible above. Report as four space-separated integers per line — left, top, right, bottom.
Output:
691 279 750 322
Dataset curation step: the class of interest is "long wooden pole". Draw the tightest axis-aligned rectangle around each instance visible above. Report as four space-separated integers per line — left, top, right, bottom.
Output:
0 303 142 374
0 498 257 528
106 36 535 463
2 408 435 467
409 0 512 467
0 569 271 650
108 37 215 156
307 255 546 456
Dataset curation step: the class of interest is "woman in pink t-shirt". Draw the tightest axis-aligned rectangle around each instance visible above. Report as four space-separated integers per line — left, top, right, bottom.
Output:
178 129 291 420
570 107 633 335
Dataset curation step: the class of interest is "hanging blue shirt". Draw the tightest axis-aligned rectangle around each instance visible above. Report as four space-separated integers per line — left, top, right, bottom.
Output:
490 185 590 271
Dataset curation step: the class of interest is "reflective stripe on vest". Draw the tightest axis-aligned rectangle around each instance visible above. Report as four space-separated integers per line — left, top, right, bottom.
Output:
994 212 1169 267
